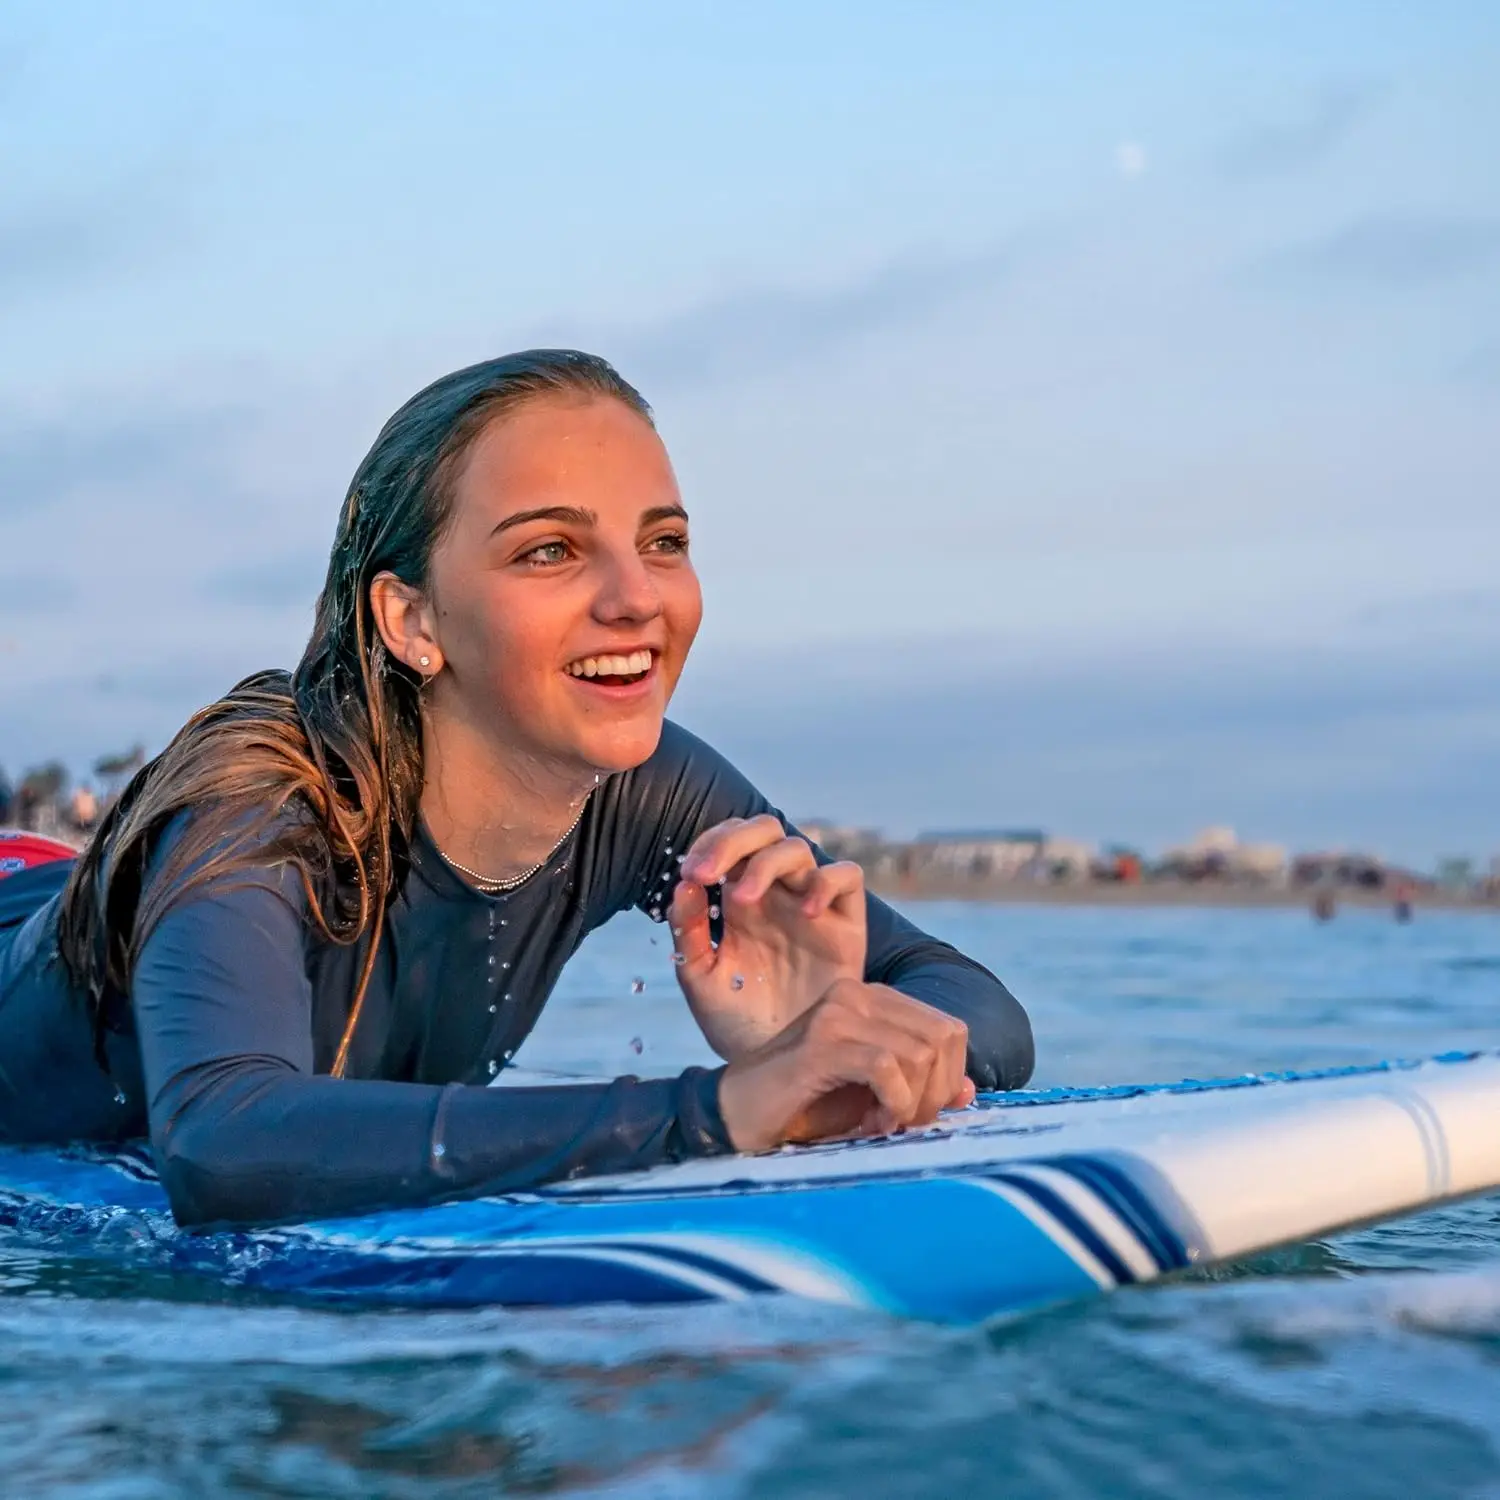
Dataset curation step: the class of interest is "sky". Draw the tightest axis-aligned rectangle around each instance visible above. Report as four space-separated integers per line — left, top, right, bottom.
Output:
2 2 1498 864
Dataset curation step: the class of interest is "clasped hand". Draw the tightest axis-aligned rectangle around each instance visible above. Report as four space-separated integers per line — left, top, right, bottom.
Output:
668 816 975 1153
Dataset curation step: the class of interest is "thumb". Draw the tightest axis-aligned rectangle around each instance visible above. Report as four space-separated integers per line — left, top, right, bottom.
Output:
668 878 717 980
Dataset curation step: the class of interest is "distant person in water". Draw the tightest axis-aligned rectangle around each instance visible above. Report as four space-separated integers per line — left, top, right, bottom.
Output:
0 350 1033 1229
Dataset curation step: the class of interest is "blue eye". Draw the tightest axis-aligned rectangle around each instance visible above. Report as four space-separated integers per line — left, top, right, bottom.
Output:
648 531 689 555
523 541 570 566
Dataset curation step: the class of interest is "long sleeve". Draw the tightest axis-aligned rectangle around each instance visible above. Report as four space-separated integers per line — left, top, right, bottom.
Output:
613 722 1035 1091
132 861 729 1229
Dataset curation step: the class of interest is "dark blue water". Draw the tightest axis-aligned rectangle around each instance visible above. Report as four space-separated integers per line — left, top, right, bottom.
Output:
4 902 1499 1497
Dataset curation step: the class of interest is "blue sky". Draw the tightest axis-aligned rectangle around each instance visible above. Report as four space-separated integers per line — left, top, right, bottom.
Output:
2 2 1497 862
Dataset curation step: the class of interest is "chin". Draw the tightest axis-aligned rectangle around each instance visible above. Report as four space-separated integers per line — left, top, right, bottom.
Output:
574 715 666 775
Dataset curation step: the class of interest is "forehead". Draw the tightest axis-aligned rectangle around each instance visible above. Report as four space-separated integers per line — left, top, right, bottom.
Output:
451 396 678 526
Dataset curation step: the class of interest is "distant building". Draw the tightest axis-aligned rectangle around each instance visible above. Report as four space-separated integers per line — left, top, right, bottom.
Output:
1163 827 1288 884
911 829 1047 881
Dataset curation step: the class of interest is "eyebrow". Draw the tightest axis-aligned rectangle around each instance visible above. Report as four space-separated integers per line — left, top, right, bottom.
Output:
490 503 689 537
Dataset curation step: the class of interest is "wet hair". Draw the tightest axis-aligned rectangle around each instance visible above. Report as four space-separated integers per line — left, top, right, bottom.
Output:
56 350 653 1076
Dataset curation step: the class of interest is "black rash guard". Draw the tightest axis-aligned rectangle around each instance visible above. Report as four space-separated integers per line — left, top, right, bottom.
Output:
0 722 1033 1228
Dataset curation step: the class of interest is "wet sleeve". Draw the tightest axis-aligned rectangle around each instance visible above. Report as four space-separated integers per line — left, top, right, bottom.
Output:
132 862 730 1230
617 723 1035 1091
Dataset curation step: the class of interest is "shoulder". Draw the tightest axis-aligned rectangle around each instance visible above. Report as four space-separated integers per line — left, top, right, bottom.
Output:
143 800 320 919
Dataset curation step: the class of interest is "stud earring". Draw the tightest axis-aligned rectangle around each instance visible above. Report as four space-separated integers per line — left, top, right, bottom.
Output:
418 655 431 669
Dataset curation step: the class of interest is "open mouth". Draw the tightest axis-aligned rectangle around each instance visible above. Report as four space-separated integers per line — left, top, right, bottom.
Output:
564 648 657 688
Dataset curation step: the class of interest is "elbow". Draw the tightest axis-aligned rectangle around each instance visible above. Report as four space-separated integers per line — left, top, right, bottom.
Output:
968 993 1036 1093
154 1110 251 1228
150 1064 292 1229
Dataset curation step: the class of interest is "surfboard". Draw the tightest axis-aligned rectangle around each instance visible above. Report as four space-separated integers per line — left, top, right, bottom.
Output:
1 1050 1496 1324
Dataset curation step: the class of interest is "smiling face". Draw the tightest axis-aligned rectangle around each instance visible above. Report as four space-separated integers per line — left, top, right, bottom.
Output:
416 395 702 776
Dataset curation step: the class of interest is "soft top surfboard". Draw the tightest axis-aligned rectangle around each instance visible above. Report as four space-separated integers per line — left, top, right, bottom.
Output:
1 1051 1496 1324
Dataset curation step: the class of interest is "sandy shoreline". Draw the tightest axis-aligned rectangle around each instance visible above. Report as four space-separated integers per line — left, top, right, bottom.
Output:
869 878 1500 915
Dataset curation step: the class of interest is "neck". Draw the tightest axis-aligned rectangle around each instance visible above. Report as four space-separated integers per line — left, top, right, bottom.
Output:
419 707 596 883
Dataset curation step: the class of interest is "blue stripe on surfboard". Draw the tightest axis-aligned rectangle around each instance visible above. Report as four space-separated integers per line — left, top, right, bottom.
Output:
985 1171 1137 1286
583 1240 779 1294
1039 1154 1190 1272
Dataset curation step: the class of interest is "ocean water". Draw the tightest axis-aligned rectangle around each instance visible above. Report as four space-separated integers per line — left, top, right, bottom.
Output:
4 901 1500 1498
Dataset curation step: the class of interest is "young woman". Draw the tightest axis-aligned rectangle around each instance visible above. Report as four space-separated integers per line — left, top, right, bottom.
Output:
0 351 1033 1229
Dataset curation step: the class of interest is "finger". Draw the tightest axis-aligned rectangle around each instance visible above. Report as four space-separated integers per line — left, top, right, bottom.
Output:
841 1042 917 1125
726 837 818 906
798 860 864 919
667 878 716 978
861 992 968 1124
953 1077 977 1109
680 814 787 886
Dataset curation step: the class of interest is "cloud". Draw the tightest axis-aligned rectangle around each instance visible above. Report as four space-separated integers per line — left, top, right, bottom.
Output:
1217 82 1386 181
1115 141 1148 180
676 633 1500 864
0 402 247 519
578 234 1040 390
206 550 325 609
1455 338 1500 385
0 188 175 310
0 570 76 614
1254 212 1500 288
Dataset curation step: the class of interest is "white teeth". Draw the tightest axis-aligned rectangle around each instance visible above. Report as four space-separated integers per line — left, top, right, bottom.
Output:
567 650 654 679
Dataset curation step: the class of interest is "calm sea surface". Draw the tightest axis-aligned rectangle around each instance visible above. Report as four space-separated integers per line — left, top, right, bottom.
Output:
4 901 1500 1498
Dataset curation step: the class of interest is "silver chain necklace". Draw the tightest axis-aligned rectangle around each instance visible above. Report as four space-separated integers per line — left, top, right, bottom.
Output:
434 798 590 893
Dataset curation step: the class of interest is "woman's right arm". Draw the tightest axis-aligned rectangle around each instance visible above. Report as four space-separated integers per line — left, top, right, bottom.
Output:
132 865 729 1229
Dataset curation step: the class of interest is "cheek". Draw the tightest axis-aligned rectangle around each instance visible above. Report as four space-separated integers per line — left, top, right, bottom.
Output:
445 582 558 707
662 567 704 648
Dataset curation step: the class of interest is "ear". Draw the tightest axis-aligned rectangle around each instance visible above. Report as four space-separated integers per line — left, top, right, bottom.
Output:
369 571 443 677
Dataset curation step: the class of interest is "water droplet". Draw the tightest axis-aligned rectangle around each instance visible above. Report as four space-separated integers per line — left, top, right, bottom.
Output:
504 992 511 1002
730 974 745 991
664 845 673 855
487 955 496 967
487 1060 499 1076
488 1003 497 1013
500 918 507 927
501 961 511 970
432 1142 446 1159
631 977 645 994
673 952 686 965
112 1087 127 1105
503 1049 514 1060
708 904 720 919
649 907 661 921
675 854 686 865
629 1036 644 1055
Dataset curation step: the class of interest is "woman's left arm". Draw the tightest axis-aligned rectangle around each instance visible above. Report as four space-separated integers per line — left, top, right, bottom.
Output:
859 891 1033 1090
613 722 1035 1091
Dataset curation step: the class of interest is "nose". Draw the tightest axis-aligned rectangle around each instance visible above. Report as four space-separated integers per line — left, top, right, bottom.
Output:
590 543 662 626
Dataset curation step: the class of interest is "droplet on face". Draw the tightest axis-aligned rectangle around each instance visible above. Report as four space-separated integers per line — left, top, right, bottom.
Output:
629 1036 644 1055
730 974 745 991
631 977 645 994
